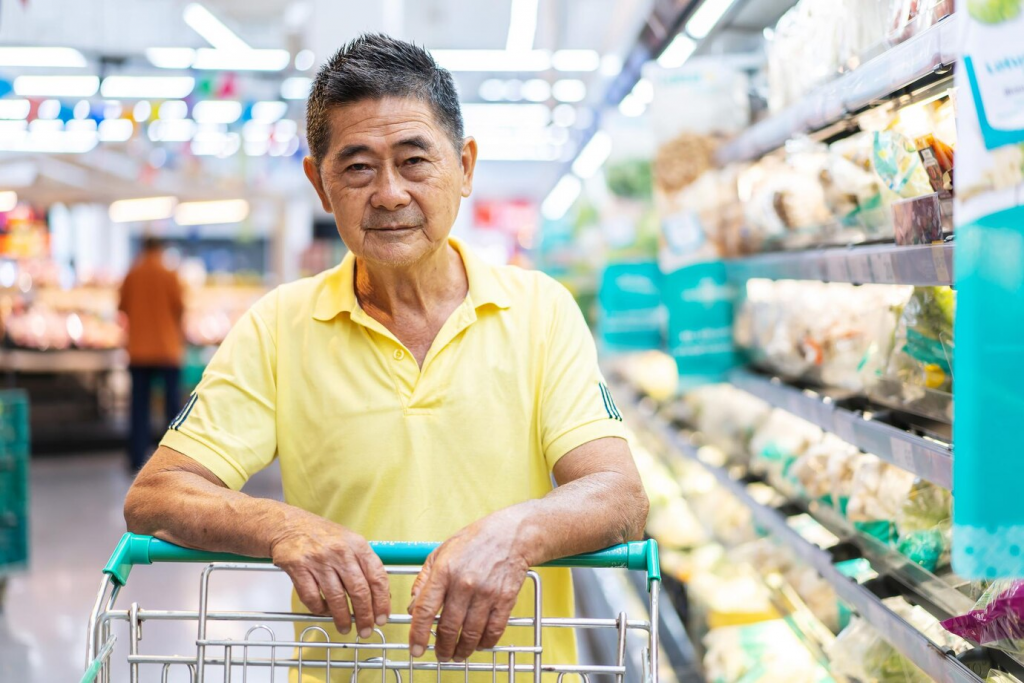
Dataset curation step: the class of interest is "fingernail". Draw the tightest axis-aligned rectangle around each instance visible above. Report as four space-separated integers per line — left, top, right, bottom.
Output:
341 627 352 635
437 654 451 663
376 614 388 626
406 603 413 615
454 656 466 663
411 644 425 658
359 627 372 639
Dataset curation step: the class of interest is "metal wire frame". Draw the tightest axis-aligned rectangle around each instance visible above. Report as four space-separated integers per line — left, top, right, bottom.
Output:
85 562 660 683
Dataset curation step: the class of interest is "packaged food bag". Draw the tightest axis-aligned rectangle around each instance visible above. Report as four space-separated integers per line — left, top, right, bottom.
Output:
895 480 952 571
885 286 955 394
942 581 1024 653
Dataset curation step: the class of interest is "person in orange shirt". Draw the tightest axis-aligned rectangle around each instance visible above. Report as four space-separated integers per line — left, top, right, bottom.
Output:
118 236 185 473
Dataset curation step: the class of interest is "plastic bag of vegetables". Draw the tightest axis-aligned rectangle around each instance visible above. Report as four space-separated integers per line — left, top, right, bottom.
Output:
942 581 1024 654
894 480 952 572
829 616 932 682
885 286 955 394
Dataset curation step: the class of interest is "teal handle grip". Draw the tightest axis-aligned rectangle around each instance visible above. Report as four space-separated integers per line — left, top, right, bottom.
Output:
103 533 660 590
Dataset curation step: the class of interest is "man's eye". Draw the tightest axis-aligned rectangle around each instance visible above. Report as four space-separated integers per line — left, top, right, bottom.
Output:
405 157 424 165
347 163 370 172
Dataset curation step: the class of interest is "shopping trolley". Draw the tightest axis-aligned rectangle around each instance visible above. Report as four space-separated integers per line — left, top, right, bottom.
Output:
83 533 661 683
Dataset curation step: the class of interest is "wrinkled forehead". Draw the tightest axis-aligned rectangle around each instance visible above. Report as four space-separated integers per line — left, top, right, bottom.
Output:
324 97 448 157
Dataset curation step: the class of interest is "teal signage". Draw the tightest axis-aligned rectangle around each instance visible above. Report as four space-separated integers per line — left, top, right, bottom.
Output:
953 204 1024 578
597 261 664 352
662 260 738 389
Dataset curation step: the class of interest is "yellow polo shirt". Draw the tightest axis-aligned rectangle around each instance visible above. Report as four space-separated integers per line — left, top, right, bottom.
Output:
160 238 628 680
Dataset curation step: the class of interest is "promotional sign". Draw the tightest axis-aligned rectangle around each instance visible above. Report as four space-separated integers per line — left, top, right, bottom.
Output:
661 260 738 388
597 261 664 353
953 0 1024 579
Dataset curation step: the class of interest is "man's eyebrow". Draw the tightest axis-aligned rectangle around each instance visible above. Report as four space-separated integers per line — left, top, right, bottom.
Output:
395 136 434 152
336 144 371 160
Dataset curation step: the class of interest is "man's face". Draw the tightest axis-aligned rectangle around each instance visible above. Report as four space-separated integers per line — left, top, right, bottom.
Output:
304 97 477 267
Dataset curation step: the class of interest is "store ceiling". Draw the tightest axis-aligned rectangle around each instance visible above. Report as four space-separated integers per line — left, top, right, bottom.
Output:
0 0 655 207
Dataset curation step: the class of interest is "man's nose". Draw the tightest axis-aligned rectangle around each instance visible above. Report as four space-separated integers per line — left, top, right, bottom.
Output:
370 165 411 211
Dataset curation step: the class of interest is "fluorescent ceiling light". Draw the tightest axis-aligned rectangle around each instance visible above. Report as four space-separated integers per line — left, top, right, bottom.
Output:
245 139 269 156
572 131 612 178
148 119 197 142
0 47 87 68
158 100 188 120
14 75 99 98
687 0 739 39
477 144 562 162
184 3 249 52
193 100 242 124
37 100 61 120
73 100 90 120
295 49 316 71
0 100 31 120
552 104 577 127
479 79 506 102
98 119 134 142
132 101 152 122
630 78 654 104
281 77 312 100
521 79 551 102
175 199 249 225
251 101 287 123
506 0 539 52
191 131 241 157
66 119 96 133
101 76 195 99
551 50 600 72
618 94 647 117
192 48 291 71
430 49 550 72
109 196 178 223
146 47 197 69
0 192 17 212
0 129 99 153
600 54 623 77
552 79 586 103
274 119 298 140
462 103 550 129
541 175 582 221
658 34 698 68
243 121 271 142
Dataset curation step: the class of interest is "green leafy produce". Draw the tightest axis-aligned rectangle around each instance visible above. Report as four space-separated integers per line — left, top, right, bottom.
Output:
967 0 1023 23
605 158 653 200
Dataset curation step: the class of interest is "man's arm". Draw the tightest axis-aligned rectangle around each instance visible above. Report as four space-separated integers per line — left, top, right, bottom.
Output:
407 436 648 662
125 446 392 637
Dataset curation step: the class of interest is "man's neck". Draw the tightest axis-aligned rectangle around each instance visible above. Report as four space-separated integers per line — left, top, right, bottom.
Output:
354 241 467 318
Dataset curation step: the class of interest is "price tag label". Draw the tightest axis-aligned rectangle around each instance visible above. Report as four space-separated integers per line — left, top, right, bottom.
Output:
825 256 849 282
932 245 952 284
848 254 872 284
889 437 916 473
834 415 857 445
869 253 897 283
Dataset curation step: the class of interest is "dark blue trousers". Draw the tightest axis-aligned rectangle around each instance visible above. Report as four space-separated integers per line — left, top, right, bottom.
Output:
128 365 181 471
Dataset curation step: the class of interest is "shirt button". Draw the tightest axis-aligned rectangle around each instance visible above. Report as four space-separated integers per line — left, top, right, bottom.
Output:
393 348 405 361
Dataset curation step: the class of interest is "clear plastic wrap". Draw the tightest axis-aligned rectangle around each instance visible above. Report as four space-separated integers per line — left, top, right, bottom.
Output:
894 479 952 571
830 615 932 682
942 581 1024 652
748 409 823 492
884 286 955 393
703 619 834 683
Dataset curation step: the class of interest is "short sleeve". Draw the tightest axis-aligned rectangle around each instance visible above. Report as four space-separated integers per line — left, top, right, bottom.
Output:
159 293 278 490
539 280 629 472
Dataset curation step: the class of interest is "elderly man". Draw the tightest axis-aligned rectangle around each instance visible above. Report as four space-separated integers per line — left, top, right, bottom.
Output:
124 33 648 677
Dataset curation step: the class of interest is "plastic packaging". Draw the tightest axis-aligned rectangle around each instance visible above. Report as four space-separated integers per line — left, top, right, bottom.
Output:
942 581 1024 652
830 615 932 682
894 480 952 571
884 286 956 393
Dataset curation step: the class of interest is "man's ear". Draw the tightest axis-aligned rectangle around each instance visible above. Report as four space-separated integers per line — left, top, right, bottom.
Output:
459 137 478 198
303 156 333 213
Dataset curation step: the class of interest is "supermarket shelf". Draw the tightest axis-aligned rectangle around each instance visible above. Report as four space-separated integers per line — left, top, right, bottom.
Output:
613 386 982 683
724 241 954 286
717 14 960 164
728 369 953 489
0 348 127 374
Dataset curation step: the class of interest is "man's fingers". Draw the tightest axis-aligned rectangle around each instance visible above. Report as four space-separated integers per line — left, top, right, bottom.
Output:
408 552 436 611
319 569 353 635
357 550 392 626
409 571 448 658
433 586 473 663
339 562 376 639
478 603 515 651
289 568 329 617
453 597 491 662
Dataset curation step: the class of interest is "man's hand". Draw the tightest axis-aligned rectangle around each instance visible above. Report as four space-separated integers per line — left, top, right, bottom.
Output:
271 516 392 638
407 511 531 662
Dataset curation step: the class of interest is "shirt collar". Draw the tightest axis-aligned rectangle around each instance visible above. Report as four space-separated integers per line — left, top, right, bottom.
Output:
312 237 511 322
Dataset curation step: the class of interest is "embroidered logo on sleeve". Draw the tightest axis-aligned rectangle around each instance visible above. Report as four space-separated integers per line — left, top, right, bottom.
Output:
170 392 198 430
599 382 622 421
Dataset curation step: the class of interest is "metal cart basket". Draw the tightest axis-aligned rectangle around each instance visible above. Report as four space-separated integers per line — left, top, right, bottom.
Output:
83 533 661 683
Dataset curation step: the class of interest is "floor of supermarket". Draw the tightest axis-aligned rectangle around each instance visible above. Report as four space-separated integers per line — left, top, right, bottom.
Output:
0 453 292 682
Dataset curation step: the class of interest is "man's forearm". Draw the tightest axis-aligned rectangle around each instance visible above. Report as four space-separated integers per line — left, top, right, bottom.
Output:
500 469 648 568
124 447 310 559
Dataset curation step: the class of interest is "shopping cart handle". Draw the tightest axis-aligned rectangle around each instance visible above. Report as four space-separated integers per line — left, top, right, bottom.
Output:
103 533 661 590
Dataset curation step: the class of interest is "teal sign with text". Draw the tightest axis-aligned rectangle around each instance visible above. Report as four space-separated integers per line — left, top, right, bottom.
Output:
597 261 664 352
662 260 738 388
